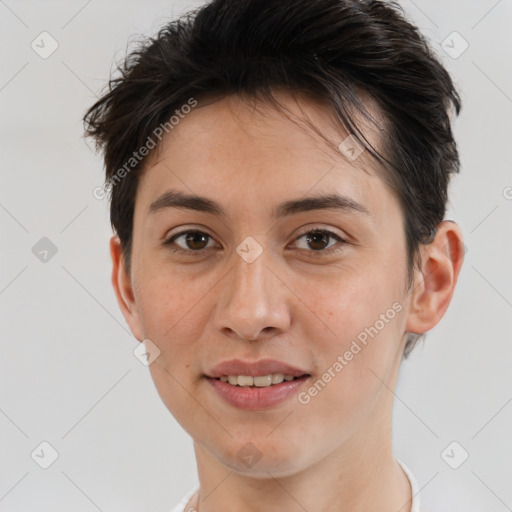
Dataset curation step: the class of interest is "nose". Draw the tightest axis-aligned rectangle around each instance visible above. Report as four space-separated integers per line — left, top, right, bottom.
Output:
213 245 291 342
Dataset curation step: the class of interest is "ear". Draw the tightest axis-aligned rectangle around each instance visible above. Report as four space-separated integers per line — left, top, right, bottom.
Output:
110 235 144 342
406 221 465 335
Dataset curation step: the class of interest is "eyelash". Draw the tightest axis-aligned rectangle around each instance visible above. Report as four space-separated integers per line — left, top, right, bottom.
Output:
163 228 347 258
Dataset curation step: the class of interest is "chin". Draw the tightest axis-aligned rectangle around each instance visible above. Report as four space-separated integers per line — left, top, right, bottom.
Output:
223 457 305 479
212 437 309 478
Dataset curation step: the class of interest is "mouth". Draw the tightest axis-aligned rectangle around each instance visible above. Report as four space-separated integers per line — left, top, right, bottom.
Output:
203 359 311 409
210 373 310 388
205 358 310 380
205 373 311 410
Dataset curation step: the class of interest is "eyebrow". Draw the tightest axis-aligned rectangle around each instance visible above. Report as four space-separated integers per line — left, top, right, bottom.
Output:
148 189 370 218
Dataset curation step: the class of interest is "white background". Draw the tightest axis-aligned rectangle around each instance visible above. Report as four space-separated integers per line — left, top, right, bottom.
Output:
1 1 511 511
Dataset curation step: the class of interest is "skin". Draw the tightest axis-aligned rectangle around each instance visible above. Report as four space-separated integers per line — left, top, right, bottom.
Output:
110 92 464 512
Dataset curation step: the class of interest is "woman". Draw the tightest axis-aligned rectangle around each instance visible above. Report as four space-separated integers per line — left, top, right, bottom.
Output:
84 1 464 510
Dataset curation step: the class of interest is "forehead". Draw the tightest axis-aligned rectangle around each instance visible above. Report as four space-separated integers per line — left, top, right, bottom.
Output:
147 91 383 166
136 92 394 218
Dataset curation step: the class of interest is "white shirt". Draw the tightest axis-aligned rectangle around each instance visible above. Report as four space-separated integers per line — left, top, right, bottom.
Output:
170 459 421 512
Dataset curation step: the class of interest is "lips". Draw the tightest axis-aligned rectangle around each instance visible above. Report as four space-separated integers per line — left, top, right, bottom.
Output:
205 358 310 379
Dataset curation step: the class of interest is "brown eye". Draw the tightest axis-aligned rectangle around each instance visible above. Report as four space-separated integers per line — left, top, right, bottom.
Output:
305 231 331 251
183 231 210 250
165 230 215 253
293 228 346 256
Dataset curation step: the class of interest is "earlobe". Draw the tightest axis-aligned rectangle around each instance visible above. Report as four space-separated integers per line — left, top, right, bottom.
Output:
405 221 465 335
109 235 144 341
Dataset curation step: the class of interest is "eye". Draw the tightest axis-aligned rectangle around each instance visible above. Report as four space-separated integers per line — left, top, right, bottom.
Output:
291 228 347 256
163 230 217 254
163 227 347 257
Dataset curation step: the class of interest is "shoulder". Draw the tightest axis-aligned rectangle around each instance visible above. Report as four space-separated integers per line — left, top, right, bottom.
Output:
397 459 422 512
169 484 199 512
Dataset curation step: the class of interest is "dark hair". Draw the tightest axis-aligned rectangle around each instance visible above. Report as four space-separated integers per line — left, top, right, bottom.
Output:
83 0 461 358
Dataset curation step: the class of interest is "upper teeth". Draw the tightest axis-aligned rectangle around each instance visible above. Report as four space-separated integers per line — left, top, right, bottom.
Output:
219 374 297 387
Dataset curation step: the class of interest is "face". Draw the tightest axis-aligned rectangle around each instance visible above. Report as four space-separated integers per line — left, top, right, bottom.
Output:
115 93 416 477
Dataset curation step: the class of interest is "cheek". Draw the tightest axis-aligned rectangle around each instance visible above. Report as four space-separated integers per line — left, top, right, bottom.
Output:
290 287 404 455
295 261 404 347
136 267 217 430
292 262 406 402
134 263 214 367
